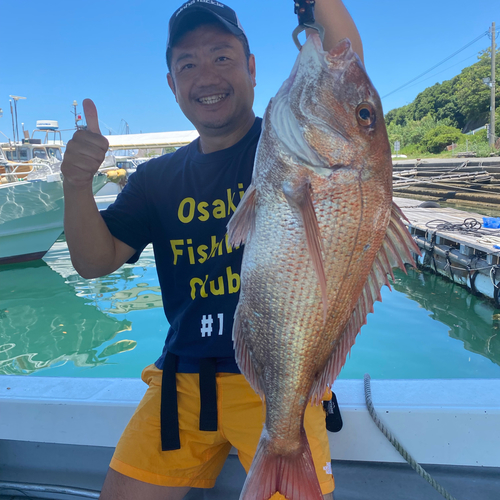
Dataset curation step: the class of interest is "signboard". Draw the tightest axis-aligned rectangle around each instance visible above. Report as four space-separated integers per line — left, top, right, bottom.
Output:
394 141 400 152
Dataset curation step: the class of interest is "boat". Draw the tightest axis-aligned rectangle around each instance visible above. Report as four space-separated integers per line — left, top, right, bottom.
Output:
0 375 498 499
0 120 107 265
93 129 199 209
94 156 150 210
1 119 64 164
0 118 200 263
0 164 107 265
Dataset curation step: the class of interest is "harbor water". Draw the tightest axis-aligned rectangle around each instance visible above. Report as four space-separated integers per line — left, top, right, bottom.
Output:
0 236 499 380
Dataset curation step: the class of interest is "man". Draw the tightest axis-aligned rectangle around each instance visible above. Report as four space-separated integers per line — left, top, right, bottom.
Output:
61 1 363 499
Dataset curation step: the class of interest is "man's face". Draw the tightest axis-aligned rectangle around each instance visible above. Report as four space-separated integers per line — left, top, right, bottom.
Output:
167 23 256 137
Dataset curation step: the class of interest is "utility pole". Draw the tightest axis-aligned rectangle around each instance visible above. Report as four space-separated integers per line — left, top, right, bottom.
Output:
490 22 496 148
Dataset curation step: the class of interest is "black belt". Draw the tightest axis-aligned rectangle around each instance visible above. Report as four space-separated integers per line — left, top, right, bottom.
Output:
161 353 218 451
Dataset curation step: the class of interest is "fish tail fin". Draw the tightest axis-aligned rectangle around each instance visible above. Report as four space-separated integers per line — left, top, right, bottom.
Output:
240 429 323 500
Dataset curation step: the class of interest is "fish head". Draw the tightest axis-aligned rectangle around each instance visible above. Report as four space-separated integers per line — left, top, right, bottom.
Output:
271 34 392 179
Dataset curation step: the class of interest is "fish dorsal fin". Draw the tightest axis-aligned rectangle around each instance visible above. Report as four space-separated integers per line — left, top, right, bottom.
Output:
227 184 257 247
309 201 420 403
283 181 328 323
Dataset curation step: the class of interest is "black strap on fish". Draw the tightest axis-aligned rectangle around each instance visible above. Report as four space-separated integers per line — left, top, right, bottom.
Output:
323 391 343 433
292 0 325 50
161 353 218 451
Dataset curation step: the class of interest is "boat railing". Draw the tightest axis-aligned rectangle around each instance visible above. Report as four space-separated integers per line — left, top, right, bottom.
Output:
0 160 57 183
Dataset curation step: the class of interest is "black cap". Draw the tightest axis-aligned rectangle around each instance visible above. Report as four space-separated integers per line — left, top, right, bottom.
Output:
167 0 248 71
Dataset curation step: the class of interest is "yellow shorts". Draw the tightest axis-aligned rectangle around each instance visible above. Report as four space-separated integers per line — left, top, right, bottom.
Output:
110 364 334 496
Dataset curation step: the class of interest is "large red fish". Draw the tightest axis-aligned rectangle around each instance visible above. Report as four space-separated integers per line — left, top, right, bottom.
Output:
228 33 418 500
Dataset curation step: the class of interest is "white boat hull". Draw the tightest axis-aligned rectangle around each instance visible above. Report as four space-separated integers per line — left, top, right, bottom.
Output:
0 175 107 264
0 376 498 466
0 376 498 499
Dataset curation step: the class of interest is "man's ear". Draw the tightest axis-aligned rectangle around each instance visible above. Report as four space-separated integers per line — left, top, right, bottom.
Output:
167 73 178 102
248 54 257 87
249 54 256 87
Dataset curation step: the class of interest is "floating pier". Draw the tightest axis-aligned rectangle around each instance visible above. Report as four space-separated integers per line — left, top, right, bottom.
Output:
393 158 500 212
395 196 500 307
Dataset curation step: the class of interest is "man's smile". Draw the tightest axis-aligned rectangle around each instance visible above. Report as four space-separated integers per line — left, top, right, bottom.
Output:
197 93 229 105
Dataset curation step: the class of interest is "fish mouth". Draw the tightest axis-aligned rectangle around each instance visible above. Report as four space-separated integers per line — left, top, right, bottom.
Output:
328 38 353 59
308 33 356 64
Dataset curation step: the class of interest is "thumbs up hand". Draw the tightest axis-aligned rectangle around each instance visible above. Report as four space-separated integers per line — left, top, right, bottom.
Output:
61 99 109 189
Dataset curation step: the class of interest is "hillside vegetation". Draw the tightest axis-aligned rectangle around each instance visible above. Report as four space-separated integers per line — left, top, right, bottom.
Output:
384 49 500 157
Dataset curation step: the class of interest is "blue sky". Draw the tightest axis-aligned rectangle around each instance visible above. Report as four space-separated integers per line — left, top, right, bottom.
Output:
0 0 497 143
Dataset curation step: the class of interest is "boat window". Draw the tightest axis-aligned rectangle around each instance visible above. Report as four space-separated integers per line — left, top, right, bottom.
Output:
47 147 62 161
19 148 29 160
6 150 17 160
33 149 48 160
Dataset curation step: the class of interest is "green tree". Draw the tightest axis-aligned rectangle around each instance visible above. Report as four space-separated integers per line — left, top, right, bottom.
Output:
421 125 463 153
455 49 498 130
385 47 500 134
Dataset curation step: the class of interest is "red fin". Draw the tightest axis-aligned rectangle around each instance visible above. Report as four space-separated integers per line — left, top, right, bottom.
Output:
227 184 257 247
233 303 265 397
309 201 419 402
240 428 323 500
283 181 328 323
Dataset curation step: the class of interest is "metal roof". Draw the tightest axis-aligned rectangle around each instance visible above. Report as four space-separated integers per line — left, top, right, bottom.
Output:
104 130 199 150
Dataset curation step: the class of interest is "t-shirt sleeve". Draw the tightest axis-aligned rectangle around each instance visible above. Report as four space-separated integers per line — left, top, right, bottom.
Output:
100 163 152 263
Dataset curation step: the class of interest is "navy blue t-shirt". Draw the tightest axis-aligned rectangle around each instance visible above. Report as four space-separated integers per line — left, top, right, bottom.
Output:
101 118 262 373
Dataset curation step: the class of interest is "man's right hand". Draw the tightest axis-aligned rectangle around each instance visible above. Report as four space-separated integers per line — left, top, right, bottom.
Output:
61 99 109 188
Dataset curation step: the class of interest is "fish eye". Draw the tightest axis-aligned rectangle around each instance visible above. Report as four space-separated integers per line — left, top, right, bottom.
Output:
356 103 376 127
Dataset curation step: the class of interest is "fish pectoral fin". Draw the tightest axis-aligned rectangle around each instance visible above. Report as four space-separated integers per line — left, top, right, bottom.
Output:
309 201 420 403
227 184 257 247
283 181 328 323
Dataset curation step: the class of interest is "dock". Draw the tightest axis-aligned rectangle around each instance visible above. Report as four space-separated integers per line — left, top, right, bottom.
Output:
393 157 500 212
395 196 500 307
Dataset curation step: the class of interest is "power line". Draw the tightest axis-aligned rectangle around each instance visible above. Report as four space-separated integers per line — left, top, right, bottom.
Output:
397 53 479 94
382 31 489 99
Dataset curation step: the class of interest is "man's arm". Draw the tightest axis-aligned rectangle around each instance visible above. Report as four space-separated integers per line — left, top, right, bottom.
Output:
62 99 136 279
314 0 364 64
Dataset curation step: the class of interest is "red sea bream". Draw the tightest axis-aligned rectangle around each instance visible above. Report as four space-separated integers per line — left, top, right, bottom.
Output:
228 33 418 500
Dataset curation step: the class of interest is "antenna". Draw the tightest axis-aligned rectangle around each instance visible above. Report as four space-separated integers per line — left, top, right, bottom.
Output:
9 95 27 144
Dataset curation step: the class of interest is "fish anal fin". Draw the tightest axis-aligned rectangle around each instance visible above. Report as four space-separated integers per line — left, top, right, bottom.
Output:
283 181 328 323
227 185 257 247
309 201 419 402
